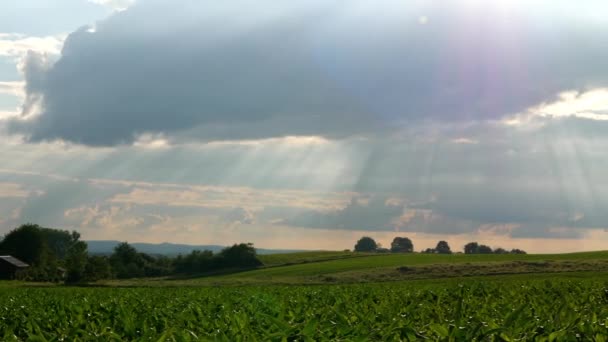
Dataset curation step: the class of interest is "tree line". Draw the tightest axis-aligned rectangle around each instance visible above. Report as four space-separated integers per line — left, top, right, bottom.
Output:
353 236 526 255
0 224 262 283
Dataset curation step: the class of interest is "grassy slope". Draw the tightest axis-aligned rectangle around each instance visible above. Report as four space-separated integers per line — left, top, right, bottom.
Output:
98 250 608 287
257 251 359 266
247 250 608 278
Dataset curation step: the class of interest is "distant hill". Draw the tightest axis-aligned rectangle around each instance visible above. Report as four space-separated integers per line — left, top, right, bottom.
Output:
86 240 303 256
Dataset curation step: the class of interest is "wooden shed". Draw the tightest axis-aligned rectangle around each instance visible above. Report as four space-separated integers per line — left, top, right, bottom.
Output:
0 255 29 279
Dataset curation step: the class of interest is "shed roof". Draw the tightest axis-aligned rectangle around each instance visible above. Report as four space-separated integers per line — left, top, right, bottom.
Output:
0 256 29 268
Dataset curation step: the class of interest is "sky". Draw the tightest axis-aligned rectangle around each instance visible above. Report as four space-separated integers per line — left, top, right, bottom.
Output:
1 0 608 253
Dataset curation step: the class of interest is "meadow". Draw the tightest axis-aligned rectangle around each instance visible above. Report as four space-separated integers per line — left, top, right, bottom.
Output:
108 250 608 286
2 251 608 340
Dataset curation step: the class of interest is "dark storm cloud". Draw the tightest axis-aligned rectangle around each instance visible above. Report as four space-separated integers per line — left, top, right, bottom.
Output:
9 0 608 145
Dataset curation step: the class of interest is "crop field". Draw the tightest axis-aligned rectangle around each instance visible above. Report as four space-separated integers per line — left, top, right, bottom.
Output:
4 252 608 340
2 275 608 341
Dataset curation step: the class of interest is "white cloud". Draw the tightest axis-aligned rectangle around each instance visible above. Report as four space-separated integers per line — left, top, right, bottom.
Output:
450 137 479 145
530 88 608 121
87 0 135 11
0 34 64 58
0 81 25 98
501 88 608 128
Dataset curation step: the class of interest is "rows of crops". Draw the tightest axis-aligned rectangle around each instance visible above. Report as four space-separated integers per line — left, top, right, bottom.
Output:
2 278 608 341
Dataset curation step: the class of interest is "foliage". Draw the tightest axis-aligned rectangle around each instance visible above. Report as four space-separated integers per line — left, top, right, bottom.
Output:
108 242 166 278
0 224 47 265
2 279 608 340
65 241 88 283
435 240 452 254
216 243 262 268
464 242 523 255
464 242 479 254
354 236 377 252
174 244 261 274
477 244 493 254
39 228 81 260
390 237 413 253
84 256 112 282
174 250 214 273
0 224 88 282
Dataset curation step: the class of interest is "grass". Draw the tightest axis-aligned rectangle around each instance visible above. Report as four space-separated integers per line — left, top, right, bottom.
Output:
86 250 608 287
227 250 608 278
4 251 608 339
257 250 360 266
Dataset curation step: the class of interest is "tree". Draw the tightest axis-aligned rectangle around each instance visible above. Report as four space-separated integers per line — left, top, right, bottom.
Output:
494 248 508 254
40 228 80 260
422 248 436 254
174 250 214 273
65 240 88 283
0 224 47 265
435 241 452 254
216 243 262 269
84 256 112 281
510 248 527 254
354 237 377 252
464 242 479 254
110 242 145 278
477 244 493 254
390 237 414 253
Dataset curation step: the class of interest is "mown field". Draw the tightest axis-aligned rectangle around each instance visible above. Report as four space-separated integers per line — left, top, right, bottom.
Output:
106 250 608 286
3 251 608 340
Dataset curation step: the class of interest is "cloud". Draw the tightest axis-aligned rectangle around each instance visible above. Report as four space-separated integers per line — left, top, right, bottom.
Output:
0 81 25 98
8 0 608 145
0 182 30 198
88 0 135 11
222 207 254 225
0 34 64 59
286 196 405 231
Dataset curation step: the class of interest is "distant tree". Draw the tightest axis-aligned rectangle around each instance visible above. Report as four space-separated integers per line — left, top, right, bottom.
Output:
216 243 262 269
110 242 145 278
422 248 436 254
65 240 88 283
510 248 527 254
84 256 112 281
40 228 80 260
174 250 214 273
477 244 493 254
0 224 47 265
494 248 508 254
435 241 452 254
354 237 378 252
390 237 414 253
464 242 479 254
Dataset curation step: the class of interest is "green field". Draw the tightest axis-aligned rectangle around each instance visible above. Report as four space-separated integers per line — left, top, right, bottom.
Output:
3 274 608 340
3 251 608 340
104 250 608 286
